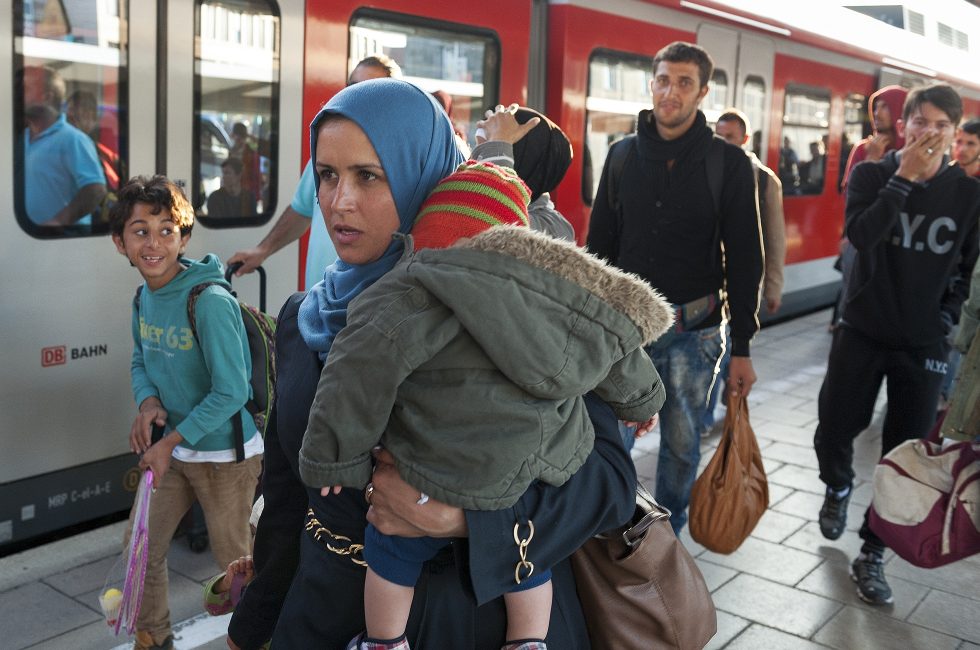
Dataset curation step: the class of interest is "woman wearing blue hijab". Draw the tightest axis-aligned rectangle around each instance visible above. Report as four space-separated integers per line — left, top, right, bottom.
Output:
227 79 637 649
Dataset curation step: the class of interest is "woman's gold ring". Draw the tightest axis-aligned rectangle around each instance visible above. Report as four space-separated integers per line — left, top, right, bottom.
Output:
364 482 374 505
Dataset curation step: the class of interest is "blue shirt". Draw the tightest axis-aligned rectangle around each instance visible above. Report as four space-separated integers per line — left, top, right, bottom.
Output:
24 115 105 225
291 159 339 289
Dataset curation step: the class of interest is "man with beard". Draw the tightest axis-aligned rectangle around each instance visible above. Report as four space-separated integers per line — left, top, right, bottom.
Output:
587 41 763 533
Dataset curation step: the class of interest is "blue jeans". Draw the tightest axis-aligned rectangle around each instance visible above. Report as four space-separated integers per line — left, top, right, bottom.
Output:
647 327 724 533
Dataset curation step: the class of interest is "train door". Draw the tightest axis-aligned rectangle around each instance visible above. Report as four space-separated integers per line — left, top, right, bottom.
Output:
0 0 304 551
696 23 775 165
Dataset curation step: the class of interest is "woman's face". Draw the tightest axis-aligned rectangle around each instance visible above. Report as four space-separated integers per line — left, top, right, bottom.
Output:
315 117 399 265
953 128 980 168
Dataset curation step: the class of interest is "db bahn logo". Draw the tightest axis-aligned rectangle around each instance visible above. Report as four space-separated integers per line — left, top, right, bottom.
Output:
42 346 67 367
41 344 108 367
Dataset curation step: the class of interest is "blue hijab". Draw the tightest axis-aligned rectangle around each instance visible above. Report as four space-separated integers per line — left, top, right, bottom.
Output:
298 79 464 359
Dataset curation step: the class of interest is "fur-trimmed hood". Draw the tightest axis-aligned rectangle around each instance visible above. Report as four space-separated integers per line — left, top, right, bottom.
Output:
455 226 673 344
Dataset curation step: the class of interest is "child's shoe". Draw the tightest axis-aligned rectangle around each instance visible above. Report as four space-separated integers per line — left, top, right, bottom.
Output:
346 632 410 650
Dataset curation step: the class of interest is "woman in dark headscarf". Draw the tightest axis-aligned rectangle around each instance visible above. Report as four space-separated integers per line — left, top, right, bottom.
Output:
227 80 636 650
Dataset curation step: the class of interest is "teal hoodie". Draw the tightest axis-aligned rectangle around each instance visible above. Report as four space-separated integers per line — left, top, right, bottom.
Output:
130 254 256 451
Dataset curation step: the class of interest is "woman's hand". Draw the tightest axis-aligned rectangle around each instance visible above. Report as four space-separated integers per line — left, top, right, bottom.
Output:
366 448 468 538
474 104 539 145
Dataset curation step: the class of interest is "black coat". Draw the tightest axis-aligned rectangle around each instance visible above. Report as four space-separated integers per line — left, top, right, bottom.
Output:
229 293 638 649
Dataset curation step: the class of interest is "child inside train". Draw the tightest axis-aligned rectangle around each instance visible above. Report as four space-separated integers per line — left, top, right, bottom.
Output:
298 160 672 650
110 175 263 650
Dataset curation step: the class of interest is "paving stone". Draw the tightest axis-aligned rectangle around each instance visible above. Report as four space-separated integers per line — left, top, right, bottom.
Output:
959 643 980 650
907 588 980 644
694 557 738 592
751 403 819 428
772 491 866 532
712 573 840 637
42 555 117 598
761 441 821 470
886 554 980 597
762 455 787 477
28 617 126 650
782 522 866 564
633 453 658 484
849 481 874 507
754 420 813 446
704 610 750 650
796 554 928 619
751 508 807 543
766 482 795 508
814 605 959 650
769 464 825 495
699 536 823 586
678 527 707 557
726 623 831 649
0 582 100 649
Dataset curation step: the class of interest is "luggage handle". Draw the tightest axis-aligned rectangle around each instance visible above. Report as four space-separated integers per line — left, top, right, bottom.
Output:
225 262 267 313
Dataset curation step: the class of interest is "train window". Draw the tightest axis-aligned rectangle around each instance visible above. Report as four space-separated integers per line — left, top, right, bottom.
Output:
194 0 280 227
583 51 654 205
703 70 728 124
13 0 128 238
349 12 500 148
780 85 830 196
840 93 867 191
742 76 766 159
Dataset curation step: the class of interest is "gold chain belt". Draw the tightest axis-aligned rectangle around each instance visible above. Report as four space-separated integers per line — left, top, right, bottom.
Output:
304 508 368 567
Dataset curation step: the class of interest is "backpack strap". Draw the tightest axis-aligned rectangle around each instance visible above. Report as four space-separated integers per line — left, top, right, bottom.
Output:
187 282 246 463
705 135 725 219
606 135 637 214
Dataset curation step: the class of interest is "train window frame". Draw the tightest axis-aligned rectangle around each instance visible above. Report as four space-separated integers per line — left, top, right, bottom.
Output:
349 8 502 150
192 0 282 229
779 83 831 197
741 76 767 160
12 0 130 240
582 48 655 207
840 92 867 192
703 69 729 124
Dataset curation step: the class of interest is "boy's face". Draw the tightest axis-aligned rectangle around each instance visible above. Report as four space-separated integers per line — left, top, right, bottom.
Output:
897 102 955 152
112 203 190 290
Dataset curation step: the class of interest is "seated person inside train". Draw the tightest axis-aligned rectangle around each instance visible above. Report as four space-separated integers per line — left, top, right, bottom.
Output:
298 160 671 650
110 175 262 650
207 157 257 217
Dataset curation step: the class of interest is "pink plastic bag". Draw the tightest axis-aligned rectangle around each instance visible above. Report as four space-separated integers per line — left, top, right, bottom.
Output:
101 469 153 635
869 440 980 568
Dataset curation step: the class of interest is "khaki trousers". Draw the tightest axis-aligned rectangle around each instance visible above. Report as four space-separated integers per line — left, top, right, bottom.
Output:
125 455 262 642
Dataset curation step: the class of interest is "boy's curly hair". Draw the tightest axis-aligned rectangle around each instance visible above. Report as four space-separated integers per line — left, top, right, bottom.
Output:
109 175 195 237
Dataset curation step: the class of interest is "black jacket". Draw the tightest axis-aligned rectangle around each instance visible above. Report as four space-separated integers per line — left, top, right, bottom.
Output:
228 293 638 649
587 110 763 356
843 153 980 348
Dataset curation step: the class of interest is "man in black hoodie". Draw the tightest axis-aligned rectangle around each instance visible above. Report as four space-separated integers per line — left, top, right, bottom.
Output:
587 41 763 533
814 84 979 606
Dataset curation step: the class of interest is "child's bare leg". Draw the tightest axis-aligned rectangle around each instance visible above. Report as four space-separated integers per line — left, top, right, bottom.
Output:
503 580 552 643
364 567 415 640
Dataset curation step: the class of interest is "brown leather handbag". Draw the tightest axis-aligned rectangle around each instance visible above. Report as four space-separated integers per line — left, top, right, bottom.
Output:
689 395 769 554
570 486 717 649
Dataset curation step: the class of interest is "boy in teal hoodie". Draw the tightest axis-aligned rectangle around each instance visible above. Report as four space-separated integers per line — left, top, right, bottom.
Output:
111 175 263 650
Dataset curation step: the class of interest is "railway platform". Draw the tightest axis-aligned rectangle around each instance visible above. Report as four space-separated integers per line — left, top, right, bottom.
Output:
2 308 978 649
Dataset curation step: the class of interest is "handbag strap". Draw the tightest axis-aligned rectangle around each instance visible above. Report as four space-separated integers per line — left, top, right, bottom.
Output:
624 484 671 548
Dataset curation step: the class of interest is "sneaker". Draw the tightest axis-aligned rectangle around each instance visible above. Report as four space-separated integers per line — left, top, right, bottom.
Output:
818 486 850 540
850 555 894 605
133 631 174 650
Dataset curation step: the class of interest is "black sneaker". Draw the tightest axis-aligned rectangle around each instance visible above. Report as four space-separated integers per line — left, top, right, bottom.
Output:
850 555 894 605
818 486 850 540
